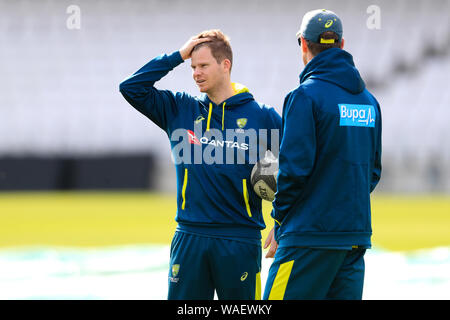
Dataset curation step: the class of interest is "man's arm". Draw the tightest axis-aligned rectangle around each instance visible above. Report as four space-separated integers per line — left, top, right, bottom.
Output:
370 104 382 192
119 36 210 131
262 107 282 258
271 90 316 239
119 52 183 131
266 107 282 158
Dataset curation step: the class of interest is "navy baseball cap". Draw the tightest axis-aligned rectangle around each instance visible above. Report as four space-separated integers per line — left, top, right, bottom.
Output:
296 9 343 44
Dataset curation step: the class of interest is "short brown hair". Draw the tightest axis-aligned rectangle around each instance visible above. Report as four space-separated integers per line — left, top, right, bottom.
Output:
306 31 341 56
193 29 233 71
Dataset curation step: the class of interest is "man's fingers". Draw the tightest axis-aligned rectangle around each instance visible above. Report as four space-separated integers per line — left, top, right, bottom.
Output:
193 37 212 45
263 235 271 249
263 228 274 249
264 228 278 258
265 244 277 258
179 37 212 60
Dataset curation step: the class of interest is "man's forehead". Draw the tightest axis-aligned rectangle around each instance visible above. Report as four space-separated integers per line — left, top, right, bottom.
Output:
191 45 215 63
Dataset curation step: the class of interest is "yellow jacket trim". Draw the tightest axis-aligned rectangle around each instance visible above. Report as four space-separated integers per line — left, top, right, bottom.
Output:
181 168 188 210
231 82 250 94
242 179 252 217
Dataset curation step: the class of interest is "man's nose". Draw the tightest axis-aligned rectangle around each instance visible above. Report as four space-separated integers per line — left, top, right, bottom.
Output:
193 69 201 77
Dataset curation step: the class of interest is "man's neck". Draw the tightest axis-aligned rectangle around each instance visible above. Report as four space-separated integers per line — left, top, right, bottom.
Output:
207 82 235 105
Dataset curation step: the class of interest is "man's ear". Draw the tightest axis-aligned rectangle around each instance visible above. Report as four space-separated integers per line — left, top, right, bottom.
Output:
340 38 345 49
222 58 232 73
300 37 308 53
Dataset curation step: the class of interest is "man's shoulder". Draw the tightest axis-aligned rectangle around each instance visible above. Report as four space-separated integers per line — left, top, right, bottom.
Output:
238 98 275 117
362 88 380 108
285 84 315 103
251 99 274 111
253 101 282 121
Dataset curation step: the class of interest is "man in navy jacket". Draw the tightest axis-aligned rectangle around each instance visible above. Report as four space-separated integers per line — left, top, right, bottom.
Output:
263 9 382 300
120 30 281 299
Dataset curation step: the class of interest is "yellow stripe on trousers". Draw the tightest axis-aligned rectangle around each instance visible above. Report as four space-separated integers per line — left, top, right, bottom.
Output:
268 260 295 300
255 272 261 300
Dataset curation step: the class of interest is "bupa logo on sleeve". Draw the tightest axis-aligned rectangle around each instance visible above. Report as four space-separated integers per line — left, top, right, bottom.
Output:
338 104 376 127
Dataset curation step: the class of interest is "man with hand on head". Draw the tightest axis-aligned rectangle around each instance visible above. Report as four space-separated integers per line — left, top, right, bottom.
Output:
120 30 281 300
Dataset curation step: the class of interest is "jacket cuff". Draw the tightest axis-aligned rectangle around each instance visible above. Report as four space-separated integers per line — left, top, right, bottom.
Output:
272 209 282 241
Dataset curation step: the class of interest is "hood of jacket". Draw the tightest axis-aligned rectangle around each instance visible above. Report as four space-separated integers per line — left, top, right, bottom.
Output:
197 82 255 108
299 48 365 94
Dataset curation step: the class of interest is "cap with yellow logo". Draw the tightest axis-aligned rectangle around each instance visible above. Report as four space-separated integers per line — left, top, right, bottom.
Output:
296 9 343 44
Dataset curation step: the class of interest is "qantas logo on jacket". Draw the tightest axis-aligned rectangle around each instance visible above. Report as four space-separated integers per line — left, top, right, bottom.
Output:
187 130 201 145
186 130 249 150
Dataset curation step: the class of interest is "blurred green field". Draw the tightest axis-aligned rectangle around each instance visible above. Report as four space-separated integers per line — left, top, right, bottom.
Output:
0 192 449 251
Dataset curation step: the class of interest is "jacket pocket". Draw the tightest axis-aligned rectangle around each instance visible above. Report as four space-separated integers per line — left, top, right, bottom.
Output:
181 168 188 210
242 179 252 217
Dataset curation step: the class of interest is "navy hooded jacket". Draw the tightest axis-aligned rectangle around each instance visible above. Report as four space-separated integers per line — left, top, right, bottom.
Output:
272 48 382 249
120 51 281 244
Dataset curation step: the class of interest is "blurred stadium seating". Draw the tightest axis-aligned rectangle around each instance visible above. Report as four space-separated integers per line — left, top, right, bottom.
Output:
0 0 449 192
